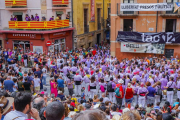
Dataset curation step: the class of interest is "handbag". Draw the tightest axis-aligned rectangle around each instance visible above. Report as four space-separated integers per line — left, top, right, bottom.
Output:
163 90 167 95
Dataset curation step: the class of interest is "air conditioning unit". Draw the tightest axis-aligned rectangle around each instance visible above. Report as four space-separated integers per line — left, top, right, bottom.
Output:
74 38 77 42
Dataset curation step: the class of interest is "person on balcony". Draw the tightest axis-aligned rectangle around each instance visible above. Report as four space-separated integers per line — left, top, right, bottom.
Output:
10 15 14 21
25 14 30 21
49 16 54 21
41 16 46 21
35 13 39 21
14 16 18 21
31 15 35 21
56 15 61 21
66 14 70 19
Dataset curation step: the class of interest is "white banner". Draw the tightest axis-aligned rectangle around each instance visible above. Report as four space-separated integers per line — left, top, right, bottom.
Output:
120 3 173 11
121 42 165 54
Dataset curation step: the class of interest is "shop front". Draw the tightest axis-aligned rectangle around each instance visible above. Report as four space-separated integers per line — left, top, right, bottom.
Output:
0 28 74 53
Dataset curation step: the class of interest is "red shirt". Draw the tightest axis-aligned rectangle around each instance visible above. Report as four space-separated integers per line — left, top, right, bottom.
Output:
115 84 124 99
92 50 96 56
125 88 133 99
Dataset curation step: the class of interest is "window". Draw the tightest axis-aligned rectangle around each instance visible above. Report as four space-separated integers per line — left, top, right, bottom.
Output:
67 12 72 22
123 0 134 14
108 8 111 19
123 19 133 31
97 8 101 30
165 19 176 32
56 11 63 20
167 0 178 2
13 12 23 21
124 0 134 3
165 49 174 58
167 0 178 13
84 9 89 33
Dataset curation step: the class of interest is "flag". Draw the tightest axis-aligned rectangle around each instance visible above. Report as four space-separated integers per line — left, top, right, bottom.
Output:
174 2 180 13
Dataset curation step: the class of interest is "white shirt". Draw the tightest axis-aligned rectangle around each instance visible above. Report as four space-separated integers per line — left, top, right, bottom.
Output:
34 78 40 87
42 68 47 76
4 110 28 120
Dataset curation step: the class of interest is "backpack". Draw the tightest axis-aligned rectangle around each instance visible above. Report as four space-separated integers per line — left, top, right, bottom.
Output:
156 86 162 95
100 85 105 92
115 85 121 97
107 82 112 92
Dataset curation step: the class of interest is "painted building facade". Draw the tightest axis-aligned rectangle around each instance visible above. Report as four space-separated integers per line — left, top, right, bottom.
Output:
111 0 180 60
73 0 111 48
0 0 74 53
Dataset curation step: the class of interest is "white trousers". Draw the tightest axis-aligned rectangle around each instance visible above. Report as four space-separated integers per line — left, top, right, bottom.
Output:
177 91 180 100
99 90 106 98
167 91 174 105
90 89 96 98
85 83 90 96
155 95 160 105
133 95 138 107
96 83 99 94
75 85 81 96
138 96 146 108
24 59 27 67
109 92 116 103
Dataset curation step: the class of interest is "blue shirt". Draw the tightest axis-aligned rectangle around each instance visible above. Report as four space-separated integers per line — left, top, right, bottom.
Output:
173 102 179 107
57 79 64 88
57 94 65 101
4 80 15 92
147 86 156 97
34 71 42 78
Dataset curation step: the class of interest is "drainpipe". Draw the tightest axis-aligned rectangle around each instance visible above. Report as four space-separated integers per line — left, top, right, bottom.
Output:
71 0 74 49
156 0 159 32
102 0 105 45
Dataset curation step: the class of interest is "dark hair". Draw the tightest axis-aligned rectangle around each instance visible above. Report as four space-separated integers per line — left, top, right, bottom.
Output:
72 109 108 120
33 99 45 112
14 92 32 112
35 74 38 78
46 101 65 120
39 107 46 120
100 98 103 102
111 104 118 111
69 105 74 111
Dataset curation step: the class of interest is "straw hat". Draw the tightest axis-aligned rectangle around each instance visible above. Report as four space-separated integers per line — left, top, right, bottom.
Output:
0 96 14 115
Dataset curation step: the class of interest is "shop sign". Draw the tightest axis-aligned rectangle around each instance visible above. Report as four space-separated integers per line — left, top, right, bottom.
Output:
49 32 69 39
7 33 41 39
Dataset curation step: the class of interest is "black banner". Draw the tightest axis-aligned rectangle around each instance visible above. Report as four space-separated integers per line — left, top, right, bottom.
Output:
116 31 180 43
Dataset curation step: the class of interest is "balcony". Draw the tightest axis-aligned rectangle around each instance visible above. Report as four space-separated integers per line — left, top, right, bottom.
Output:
8 20 69 29
117 3 139 18
5 0 27 8
160 10 180 18
84 25 89 33
52 0 69 10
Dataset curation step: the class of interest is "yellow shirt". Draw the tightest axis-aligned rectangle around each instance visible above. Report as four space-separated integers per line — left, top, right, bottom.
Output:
71 97 77 105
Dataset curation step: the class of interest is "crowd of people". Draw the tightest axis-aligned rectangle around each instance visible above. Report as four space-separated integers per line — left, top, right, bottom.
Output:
10 13 70 22
0 44 180 120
